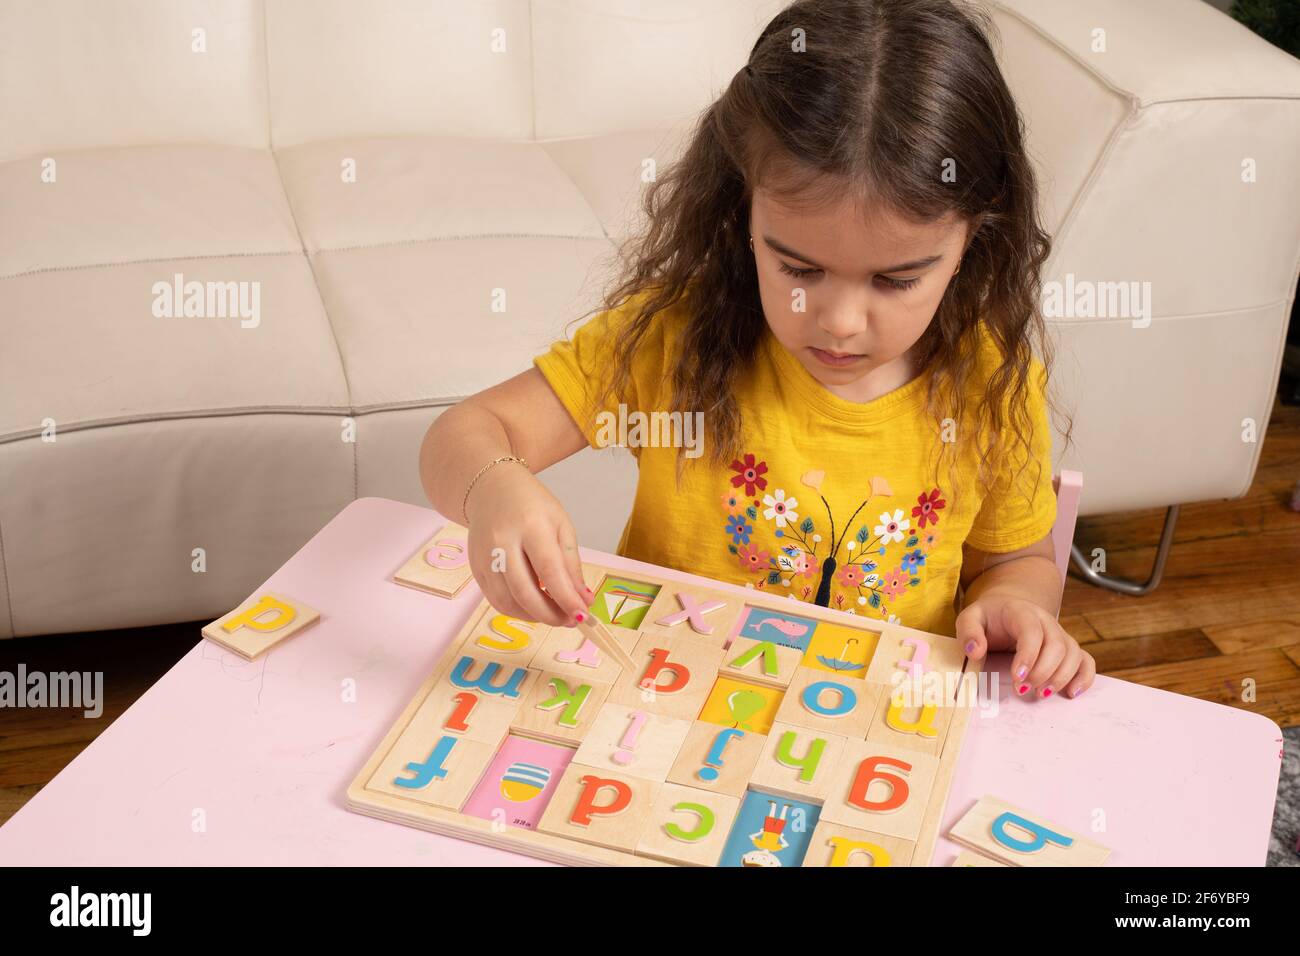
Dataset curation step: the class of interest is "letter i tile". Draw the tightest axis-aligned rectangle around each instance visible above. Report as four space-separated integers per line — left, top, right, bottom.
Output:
397 674 525 748
665 721 768 798
571 703 693 782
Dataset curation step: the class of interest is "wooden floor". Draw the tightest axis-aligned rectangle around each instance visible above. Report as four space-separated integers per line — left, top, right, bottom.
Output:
1 398 1297 827
1064 395 1300 731
0 620 198 826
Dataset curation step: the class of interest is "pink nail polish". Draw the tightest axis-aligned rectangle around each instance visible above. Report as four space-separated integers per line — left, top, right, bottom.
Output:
1041 686 1053 698
964 641 977 654
574 611 585 623
1017 684 1029 696
1016 666 1028 680
1071 685 1085 698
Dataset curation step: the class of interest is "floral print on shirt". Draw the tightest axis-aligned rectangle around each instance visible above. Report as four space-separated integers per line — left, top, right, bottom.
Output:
722 451 946 627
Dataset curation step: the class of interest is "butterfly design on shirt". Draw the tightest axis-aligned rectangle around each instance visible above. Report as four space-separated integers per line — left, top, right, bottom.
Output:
722 452 946 624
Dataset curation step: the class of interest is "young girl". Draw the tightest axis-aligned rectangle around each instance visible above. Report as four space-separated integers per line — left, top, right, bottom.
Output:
420 0 1095 701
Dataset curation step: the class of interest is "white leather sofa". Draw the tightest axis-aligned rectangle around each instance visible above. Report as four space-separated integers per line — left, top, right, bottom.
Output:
2 0 1298 638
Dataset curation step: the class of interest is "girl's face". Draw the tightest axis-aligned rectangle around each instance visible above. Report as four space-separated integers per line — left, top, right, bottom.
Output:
749 187 969 402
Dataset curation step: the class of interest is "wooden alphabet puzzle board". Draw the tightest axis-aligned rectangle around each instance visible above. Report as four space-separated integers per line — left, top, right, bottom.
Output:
347 563 982 866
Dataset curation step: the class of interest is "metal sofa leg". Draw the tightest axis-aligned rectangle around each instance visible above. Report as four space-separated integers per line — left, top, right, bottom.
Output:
1068 504 1180 596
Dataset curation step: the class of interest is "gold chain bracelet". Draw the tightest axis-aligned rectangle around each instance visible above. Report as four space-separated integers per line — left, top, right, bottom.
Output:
462 455 529 524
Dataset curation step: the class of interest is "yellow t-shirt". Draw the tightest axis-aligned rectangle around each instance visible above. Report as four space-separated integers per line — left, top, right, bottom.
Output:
534 287 1057 637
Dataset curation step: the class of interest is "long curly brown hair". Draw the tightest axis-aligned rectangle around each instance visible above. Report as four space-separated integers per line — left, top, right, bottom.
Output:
578 0 1072 514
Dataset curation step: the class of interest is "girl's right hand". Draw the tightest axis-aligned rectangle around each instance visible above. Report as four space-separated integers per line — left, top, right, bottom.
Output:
462 462 595 628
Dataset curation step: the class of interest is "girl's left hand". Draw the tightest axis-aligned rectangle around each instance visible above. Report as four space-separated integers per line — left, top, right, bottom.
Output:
955 595 1096 700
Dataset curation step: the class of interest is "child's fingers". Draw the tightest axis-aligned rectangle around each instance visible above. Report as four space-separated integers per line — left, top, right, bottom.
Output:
556 520 595 609
1039 636 1083 700
500 545 570 627
475 556 533 624
1063 649 1096 700
468 533 532 623
525 531 587 623
1006 603 1047 695
1023 630 1065 697
953 604 988 660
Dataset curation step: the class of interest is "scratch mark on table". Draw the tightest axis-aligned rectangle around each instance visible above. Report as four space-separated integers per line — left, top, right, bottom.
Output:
257 649 271 708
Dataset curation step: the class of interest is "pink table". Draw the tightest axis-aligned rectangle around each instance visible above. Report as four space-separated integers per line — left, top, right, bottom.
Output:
0 497 1281 865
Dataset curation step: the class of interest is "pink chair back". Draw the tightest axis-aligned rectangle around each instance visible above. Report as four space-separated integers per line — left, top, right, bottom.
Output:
1050 470 1083 581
